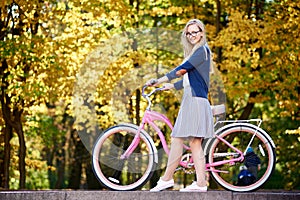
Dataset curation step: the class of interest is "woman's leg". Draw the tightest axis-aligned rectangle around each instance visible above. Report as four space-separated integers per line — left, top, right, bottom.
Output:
189 137 206 187
161 137 184 181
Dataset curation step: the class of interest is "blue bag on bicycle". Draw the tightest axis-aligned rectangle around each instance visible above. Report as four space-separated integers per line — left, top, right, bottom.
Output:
237 167 256 186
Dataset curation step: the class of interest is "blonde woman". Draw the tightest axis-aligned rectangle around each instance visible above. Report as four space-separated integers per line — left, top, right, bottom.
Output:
146 19 214 192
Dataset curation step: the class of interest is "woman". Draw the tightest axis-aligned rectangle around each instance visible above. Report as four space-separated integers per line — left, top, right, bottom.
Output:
146 19 214 192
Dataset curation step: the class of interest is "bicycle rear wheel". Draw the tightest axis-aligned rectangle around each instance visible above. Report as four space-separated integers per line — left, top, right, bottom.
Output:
208 124 276 192
92 124 157 190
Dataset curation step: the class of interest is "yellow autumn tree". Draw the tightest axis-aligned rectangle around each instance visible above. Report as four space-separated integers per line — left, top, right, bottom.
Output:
213 0 300 189
214 1 299 120
0 0 123 189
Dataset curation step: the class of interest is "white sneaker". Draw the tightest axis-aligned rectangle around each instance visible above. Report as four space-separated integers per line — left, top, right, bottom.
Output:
150 178 174 192
179 182 207 192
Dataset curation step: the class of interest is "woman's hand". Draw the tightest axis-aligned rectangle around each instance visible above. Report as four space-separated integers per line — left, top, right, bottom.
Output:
146 76 169 86
145 78 158 86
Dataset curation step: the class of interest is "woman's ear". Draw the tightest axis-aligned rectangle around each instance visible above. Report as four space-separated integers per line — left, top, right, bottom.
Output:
199 31 204 37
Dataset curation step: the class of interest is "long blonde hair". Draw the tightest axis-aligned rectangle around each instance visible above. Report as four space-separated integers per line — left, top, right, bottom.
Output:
181 19 208 61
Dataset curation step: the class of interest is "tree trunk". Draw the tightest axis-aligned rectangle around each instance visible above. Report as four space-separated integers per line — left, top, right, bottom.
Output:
1 109 27 189
239 92 257 120
16 129 26 189
86 160 102 189
68 132 85 189
45 147 56 189
2 126 13 189
14 110 26 189
1 59 26 189
215 0 222 63
0 60 12 189
55 142 66 189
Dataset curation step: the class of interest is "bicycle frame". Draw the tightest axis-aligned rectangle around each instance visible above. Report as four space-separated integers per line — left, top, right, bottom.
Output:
120 108 245 173
120 109 173 159
216 119 263 155
207 134 244 173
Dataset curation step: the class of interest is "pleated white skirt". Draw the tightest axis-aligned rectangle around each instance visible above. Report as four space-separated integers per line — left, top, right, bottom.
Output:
171 85 214 139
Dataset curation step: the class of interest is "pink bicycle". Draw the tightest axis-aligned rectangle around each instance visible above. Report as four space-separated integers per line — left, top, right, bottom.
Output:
92 86 276 192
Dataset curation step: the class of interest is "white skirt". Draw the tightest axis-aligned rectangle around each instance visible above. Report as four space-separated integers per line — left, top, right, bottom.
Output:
171 85 214 139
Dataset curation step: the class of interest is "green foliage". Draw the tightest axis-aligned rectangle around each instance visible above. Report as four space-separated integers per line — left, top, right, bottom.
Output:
23 107 71 189
263 116 300 190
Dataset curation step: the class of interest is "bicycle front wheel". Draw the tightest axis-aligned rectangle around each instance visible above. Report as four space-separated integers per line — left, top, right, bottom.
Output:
92 124 157 191
208 124 276 192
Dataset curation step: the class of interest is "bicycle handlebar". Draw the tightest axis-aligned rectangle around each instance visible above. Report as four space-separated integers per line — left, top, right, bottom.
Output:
142 85 164 97
142 85 165 110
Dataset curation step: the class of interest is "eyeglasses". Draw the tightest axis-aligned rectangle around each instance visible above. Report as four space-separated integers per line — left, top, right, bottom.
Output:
186 30 201 37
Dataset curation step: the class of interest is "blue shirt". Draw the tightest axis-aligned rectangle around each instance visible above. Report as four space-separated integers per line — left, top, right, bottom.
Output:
166 45 211 98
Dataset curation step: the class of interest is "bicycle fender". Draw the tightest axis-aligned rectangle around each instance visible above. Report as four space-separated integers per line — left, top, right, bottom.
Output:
231 123 275 148
119 123 159 164
203 123 276 156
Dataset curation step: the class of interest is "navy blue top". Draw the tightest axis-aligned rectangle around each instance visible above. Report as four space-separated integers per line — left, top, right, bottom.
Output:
166 46 211 98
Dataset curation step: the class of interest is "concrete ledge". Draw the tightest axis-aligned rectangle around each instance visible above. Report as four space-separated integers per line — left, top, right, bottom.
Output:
0 190 299 200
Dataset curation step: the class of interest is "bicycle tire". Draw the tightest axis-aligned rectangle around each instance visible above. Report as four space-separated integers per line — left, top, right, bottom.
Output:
208 124 276 192
92 124 157 190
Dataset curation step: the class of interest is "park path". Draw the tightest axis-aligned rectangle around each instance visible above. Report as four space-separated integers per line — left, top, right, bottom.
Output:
0 190 299 200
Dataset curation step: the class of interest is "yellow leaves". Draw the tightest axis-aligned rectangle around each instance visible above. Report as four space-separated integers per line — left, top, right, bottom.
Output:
286 128 300 135
26 158 46 171
73 33 134 133
144 6 184 17
248 93 271 103
213 4 300 117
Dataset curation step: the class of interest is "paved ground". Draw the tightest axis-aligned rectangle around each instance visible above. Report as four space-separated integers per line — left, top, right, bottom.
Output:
0 190 299 200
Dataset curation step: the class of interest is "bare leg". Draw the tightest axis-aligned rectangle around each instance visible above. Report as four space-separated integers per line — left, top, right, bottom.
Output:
161 137 184 181
189 137 206 187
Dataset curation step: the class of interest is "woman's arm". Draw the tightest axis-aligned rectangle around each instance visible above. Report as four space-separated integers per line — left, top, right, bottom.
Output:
145 75 168 86
156 75 169 85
